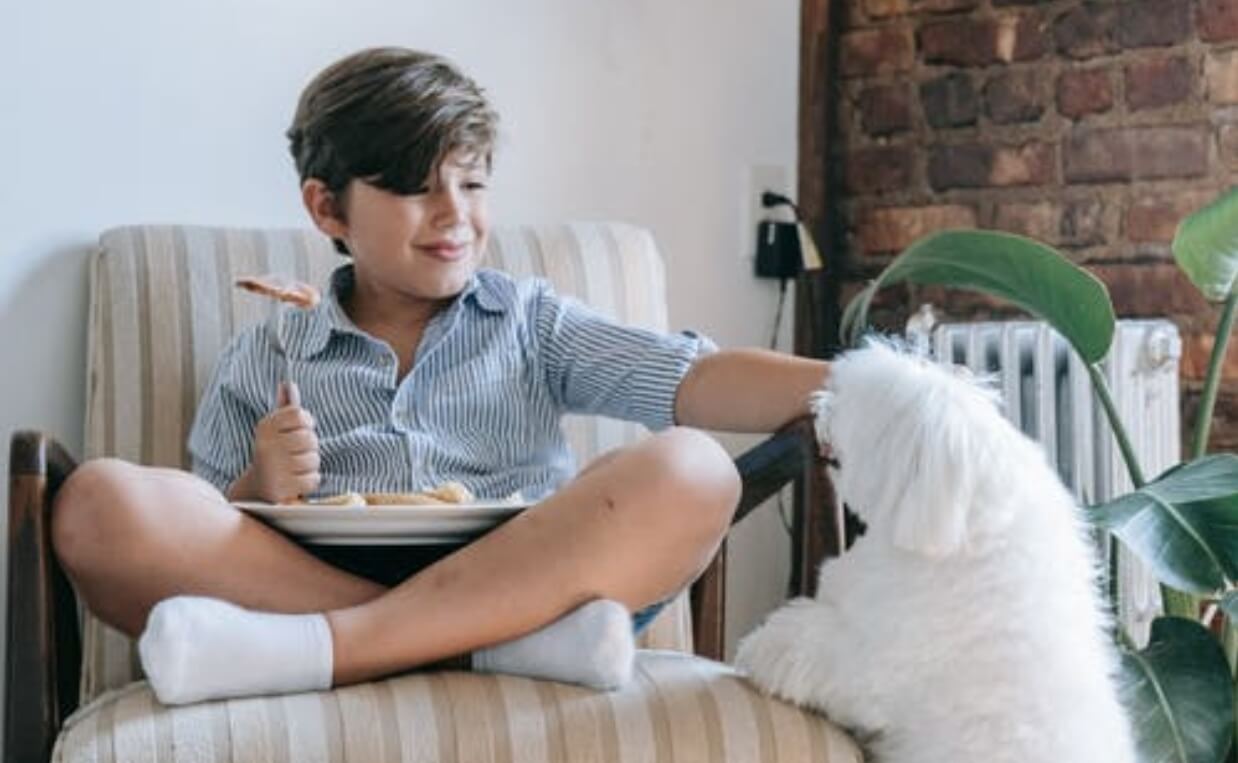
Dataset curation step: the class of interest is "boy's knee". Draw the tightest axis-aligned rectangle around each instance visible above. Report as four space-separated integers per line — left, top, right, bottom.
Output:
649 427 740 532
52 458 139 573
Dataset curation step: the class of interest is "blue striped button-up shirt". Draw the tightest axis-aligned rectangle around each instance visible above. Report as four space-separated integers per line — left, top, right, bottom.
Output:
188 264 716 501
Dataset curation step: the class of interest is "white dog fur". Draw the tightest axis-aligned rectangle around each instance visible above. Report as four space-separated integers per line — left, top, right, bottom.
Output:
734 341 1135 763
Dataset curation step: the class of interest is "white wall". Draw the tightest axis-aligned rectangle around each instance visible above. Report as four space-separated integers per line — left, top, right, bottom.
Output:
1 0 800 685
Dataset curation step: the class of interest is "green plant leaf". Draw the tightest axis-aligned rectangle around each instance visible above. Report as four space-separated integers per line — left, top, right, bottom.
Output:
1172 186 1238 302
1089 455 1238 595
839 230 1115 363
1119 617 1233 763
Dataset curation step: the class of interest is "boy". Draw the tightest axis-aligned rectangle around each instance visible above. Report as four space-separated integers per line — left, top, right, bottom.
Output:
51 47 830 705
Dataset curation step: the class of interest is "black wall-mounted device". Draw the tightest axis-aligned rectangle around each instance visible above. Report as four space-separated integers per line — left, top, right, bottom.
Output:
754 190 803 280
754 220 802 279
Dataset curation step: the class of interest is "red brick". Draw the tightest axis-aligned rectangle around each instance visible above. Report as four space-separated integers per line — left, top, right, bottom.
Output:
1220 124 1238 167
921 73 979 128
920 16 1044 67
1003 14 1048 62
917 15 1046 66
1090 264 1212 316
993 201 1059 242
990 142 1056 186
1065 129 1132 183
1125 191 1218 243
865 0 908 18
856 205 978 254
1125 55 1195 111
921 19 998 66
1119 0 1193 48
1064 127 1210 183
858 85 913 136
1060 199 1107 247
1184 388 1238 451
1053 5 1118 60
1182 333 1238 383
929 144 991 189
929 142 1054 189
984 70 1044 124
913 0 979 11
1126 203 1178 243
1207 50 1238 104
1057 68 1114 119
928 15 1049 65
1199 0 1238 42
842 27 915 77
845 146 914 195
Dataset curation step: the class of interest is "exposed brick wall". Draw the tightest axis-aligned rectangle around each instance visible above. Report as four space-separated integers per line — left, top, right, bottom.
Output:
833 0 1238 452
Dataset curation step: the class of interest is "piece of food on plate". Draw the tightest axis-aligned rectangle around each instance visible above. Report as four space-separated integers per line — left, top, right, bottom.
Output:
362 481 475 506
306 491 366 508
235 274 322 309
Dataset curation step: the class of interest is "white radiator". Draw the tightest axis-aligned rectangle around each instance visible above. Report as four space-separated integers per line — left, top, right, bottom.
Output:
908 316 1182 643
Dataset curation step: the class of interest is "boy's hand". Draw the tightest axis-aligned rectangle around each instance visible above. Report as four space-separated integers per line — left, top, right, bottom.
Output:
235 381 321 503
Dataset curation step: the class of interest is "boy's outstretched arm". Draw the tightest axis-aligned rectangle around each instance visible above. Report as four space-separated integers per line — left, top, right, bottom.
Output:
673 349 830 433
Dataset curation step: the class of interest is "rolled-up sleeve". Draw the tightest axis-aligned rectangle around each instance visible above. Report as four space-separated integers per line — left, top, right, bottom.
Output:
187 339 266 493
532 281 718 430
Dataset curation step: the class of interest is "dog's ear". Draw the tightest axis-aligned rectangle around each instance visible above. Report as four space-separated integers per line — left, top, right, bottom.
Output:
882 387 1000 557
823 342 1011 558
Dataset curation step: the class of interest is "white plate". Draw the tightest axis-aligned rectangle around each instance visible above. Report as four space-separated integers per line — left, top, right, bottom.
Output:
234 501 527 545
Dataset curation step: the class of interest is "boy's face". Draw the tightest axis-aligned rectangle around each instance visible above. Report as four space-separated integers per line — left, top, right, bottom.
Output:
304 150 490 304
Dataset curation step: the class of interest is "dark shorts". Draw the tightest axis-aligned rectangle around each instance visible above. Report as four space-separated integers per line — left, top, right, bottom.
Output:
306 543 666 635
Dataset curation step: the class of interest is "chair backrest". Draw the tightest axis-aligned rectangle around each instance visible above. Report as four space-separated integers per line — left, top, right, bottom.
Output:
78 223 693 704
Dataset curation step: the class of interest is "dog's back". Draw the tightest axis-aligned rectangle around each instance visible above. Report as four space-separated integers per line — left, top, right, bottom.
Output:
813 342 1137 762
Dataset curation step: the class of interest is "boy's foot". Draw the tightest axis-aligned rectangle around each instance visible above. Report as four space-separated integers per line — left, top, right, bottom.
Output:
138 596 333 705
138 595 635 705
472 599 635 690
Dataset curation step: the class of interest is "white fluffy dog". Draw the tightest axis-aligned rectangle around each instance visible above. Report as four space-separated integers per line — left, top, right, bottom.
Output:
735 342 1135 763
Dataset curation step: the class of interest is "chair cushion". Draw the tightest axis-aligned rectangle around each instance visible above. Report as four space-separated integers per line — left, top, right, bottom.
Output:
54 651 862 763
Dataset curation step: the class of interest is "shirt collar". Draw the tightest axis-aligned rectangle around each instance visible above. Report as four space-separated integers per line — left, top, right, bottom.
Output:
285 264 509 361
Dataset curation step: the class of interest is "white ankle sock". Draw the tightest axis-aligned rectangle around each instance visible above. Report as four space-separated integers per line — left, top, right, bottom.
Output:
138 596 333 705
471 599 635 690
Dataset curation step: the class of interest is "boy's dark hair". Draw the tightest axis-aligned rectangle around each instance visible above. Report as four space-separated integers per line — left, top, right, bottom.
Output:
287 47 498 255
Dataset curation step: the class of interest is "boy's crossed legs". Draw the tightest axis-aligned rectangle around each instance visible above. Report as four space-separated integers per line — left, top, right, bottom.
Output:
52 427 740 703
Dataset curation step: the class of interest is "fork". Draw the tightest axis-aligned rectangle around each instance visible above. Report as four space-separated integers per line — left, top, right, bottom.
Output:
267 304 300 407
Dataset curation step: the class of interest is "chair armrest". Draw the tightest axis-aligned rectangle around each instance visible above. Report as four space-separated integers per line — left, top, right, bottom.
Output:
733 417 818 524
7 431 81 763
690 416 844 660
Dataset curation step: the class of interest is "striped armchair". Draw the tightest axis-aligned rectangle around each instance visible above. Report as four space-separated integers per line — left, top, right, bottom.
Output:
7 223 861 762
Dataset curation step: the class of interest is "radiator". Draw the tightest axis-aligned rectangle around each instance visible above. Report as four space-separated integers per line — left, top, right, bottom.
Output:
908 317 1182 644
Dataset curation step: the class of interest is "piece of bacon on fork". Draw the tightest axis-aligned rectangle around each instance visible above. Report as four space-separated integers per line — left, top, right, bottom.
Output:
235 274 322 504
235 274 321 309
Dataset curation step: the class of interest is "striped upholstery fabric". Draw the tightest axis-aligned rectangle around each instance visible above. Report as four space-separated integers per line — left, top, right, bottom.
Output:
70 223 861 762
80 223 692 702
53 651 862 763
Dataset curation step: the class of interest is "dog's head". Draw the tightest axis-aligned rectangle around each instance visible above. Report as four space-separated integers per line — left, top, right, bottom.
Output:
813 340 1025 558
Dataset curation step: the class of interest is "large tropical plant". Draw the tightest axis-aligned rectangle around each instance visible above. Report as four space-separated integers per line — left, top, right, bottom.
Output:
841 187 1238 763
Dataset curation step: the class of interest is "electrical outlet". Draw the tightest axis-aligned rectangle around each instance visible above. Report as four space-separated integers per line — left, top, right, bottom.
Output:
742 164 793 260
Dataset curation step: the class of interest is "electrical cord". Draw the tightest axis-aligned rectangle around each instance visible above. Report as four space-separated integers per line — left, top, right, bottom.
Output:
769 276 794 537
769 277 788 350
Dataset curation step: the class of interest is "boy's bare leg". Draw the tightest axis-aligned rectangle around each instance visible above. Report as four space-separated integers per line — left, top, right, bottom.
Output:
327 426 739 684
56 427 739 695
52 460 385 636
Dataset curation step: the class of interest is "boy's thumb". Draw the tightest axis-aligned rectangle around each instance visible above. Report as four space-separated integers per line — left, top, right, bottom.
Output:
277 380 301 408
